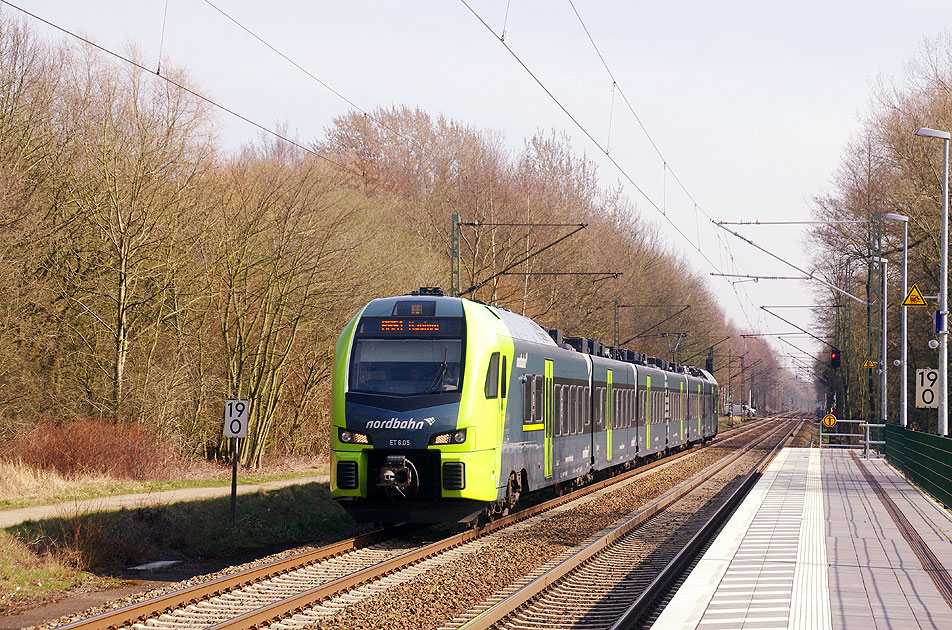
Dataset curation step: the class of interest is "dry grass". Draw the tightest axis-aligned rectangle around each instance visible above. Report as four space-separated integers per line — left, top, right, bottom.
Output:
0 419 328 509
0 460 117 506
0 530 100 615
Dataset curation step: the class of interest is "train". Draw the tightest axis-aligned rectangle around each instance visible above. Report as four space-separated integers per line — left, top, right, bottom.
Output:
330 289 719 523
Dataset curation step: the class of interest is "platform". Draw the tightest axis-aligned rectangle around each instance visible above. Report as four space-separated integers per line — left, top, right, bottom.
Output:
652 448 952 629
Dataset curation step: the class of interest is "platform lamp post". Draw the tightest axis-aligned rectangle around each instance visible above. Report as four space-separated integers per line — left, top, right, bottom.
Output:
871 256 888 424
884 212 909 427
914 127 950 436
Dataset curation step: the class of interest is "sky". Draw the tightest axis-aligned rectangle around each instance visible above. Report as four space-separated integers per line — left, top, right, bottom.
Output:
6 0 952 383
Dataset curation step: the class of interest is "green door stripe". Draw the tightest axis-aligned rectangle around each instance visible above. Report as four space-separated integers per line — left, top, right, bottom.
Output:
646 375 651 447
607 370 613 461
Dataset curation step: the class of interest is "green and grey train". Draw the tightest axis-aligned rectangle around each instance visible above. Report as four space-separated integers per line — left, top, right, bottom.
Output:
330 290 719 523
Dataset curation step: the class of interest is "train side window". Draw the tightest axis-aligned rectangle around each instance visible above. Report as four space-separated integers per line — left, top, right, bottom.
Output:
501 356 508 399
572 386 579 433
617 390 622 429
560 386 567 436
524 377 533 423
485 352 500 399
582 386 592 429
566 386 573 434
612 390 618 429
598 388 605 430
626 389 632 428
570 386 578 434
534 377 544 424
631 389 637 427
621 389 627 428
628 389 634 428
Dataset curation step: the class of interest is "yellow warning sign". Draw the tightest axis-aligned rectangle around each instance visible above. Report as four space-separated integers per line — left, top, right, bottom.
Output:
822 414 837 428
863 359 876 368
902 284 928 307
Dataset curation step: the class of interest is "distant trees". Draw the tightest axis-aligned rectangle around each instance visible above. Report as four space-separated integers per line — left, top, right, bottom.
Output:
808 34 952 429
0 17 793 467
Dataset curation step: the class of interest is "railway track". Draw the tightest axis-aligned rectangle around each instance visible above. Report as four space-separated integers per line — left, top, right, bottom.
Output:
54 417 793 630
441 418 801 630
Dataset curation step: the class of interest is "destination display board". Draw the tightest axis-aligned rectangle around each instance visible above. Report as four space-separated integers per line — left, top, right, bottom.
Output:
357 317 463 337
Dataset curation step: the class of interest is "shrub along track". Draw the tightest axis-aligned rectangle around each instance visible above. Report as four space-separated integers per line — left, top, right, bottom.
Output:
46 417 786 630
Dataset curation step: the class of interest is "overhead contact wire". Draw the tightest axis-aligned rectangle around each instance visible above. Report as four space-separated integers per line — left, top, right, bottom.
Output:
0 0 361 179
458 0 721 277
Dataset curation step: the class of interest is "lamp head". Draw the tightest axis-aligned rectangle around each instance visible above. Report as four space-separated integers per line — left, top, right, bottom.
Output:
914 127 951 140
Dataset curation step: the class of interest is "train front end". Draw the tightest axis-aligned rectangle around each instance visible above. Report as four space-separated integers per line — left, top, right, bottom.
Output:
330 293 501 523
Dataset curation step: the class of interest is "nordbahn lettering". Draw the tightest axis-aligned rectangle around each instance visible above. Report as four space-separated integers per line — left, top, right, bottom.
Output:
365 417 429 430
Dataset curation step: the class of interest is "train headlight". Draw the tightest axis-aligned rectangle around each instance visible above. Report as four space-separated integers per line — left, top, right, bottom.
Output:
430 428 466 445
338 428 371 445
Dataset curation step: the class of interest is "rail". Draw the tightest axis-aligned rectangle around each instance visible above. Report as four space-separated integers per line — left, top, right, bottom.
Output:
56 418 778 630
454 419 800 630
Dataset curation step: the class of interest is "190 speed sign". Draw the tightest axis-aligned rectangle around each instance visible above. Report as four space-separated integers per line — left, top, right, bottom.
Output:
916 369 939 409
224 399 249 438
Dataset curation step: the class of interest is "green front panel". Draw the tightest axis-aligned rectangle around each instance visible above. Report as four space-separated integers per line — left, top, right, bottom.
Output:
884 424 952 510
459 300 514 498
607 370 613 461
544 359 554 478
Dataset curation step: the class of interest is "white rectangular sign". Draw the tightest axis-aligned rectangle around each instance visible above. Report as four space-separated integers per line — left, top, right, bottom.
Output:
915 369 939 409
224 398 249 438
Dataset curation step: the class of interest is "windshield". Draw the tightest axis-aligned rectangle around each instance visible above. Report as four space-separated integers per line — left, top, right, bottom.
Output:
349 338 463 395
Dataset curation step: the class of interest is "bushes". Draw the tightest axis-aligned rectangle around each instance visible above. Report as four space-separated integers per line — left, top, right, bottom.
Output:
7 419 178 480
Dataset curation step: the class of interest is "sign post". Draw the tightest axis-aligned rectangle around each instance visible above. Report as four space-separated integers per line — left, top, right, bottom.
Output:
224 399 249 523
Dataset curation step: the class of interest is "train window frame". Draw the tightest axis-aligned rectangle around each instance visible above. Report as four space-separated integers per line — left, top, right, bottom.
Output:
626 388 632 428
524 377 533 424
617 389 622 429
559 385 567 436
603 387 608 430
485 352 500 399
501 356 508 399
535 377 544 424
582 385 592 432
571 386 579 434
628 388 633 428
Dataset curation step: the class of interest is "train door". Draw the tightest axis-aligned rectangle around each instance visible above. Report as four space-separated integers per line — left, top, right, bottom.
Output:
544 359 554 478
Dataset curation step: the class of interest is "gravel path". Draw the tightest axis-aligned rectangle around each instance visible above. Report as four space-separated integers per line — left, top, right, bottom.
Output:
0 475 329 529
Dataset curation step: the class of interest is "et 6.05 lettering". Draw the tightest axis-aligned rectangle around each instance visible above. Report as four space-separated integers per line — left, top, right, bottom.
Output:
389 439 411 447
